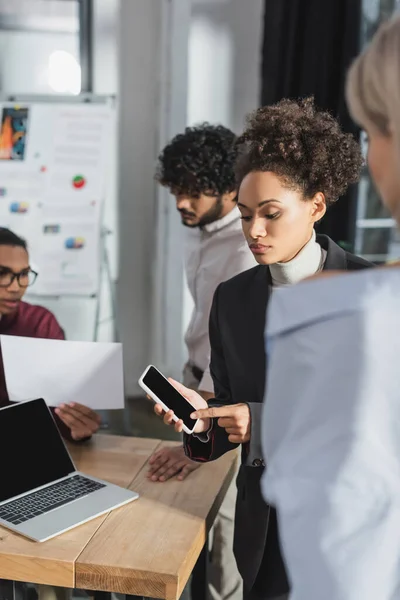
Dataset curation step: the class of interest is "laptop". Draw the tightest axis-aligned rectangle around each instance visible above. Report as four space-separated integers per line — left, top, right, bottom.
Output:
0 398 139 542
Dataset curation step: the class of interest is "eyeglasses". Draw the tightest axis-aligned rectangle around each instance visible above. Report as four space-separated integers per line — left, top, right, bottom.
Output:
0 268 38 288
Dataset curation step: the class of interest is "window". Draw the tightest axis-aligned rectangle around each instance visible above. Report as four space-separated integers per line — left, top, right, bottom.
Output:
354 0 400 263
0 0 92 96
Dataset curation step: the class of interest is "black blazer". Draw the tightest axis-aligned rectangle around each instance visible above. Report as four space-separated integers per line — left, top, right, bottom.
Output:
184 235 373 598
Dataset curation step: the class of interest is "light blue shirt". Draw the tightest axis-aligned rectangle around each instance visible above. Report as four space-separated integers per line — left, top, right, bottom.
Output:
261 267 400 600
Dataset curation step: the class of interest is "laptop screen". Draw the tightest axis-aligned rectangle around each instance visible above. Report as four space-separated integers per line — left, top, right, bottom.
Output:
0 398 75 503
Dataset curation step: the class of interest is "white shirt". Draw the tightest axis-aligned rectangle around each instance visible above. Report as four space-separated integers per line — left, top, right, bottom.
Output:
269 230 326 287
261 267 400 600
184 206 256 392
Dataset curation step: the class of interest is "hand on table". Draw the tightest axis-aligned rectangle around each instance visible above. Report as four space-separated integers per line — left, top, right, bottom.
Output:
191 403 251 444
147 446 201 482
152 378 209 434
55 402 101 440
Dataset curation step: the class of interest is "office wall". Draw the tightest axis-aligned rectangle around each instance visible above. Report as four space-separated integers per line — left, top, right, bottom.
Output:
116 0 162 394
92 0 119 97
91 0 119 342
188 0 263 132
180 0 264 340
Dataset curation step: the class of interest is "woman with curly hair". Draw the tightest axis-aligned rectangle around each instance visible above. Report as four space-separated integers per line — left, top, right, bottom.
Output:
154 98 373 599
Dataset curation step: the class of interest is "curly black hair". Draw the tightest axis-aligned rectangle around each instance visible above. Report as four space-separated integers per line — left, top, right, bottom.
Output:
236 97 363 206
155 123 238 197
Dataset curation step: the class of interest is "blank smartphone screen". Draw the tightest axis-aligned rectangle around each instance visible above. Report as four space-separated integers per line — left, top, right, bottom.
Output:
143 366 195 429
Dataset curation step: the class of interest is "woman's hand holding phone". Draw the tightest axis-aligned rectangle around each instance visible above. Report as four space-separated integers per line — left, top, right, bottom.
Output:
153 378 210 434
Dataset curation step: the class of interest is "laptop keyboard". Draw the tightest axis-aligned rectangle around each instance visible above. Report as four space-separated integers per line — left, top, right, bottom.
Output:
0 474 105 525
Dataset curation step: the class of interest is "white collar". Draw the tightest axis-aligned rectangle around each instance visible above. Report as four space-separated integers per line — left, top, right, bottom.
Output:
203 205 241 234
269 230 323 286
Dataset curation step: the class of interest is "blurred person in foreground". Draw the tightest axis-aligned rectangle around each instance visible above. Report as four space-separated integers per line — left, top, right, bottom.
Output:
153 98 371 599
260 15 400 600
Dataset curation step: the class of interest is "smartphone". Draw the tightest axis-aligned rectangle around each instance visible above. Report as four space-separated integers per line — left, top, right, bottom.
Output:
138 365 199 435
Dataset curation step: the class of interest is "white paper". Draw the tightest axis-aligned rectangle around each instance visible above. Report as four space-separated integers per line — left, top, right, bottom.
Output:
1 335 124 410
44 105 111 202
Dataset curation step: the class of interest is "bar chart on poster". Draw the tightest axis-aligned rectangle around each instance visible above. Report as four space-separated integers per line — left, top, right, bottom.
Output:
0 97 115 297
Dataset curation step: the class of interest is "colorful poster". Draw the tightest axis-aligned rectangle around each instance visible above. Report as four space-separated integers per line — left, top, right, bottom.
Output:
0 100 113 297
0 107 29 161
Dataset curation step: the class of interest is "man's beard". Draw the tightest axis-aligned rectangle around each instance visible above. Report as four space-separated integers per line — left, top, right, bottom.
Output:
180 196 224 229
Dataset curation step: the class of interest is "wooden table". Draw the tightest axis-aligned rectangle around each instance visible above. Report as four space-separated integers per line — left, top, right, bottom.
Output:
0 435 237 600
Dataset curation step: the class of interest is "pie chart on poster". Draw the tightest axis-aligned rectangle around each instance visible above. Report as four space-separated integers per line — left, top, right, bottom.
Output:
72 174 86 189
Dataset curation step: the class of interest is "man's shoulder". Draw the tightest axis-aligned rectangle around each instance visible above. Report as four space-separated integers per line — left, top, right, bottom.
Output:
19 301 57 321
18 301 63 338
344 251 375 271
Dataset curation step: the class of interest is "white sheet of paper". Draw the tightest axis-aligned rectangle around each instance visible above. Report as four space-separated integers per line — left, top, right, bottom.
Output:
1 335 125 410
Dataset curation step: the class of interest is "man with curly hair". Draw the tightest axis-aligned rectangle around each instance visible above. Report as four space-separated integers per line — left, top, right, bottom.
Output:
149 124 256 600
154 99 374 599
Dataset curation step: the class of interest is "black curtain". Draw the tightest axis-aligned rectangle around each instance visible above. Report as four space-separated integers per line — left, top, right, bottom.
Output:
261 0 362 248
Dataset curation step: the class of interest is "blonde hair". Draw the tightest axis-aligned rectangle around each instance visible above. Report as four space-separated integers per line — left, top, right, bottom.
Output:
346 14 400 149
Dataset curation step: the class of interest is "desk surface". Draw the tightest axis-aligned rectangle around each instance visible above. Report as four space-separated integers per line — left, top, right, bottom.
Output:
0 435 237 600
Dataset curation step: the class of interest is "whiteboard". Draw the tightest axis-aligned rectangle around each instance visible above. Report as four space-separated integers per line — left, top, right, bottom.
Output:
0 97 114 297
